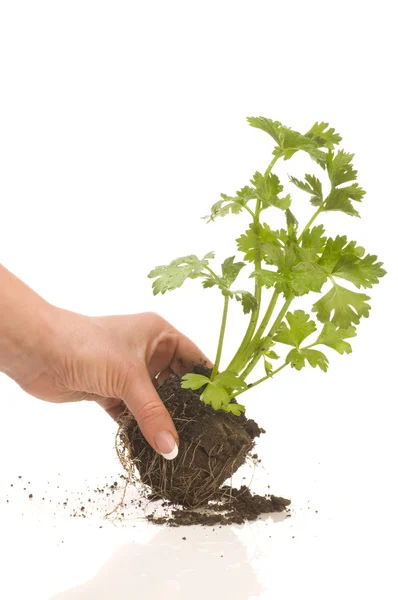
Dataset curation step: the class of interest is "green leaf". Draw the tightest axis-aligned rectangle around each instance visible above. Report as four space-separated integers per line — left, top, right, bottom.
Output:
286 208 299 229
322 150 366 217
233 290 258 314
221 256 245 287
300 225 327 261
318 236 386 288
312 283 371 328
290 262 328 295
327 150 357 186
251 268 281 289
305 122 342 150
148 253 215 295
203 186 256 222
247 116 327 165
181 373 210 390
333 253 386 289
263 347 279 376
290 174 323 206
274 310 317 348
247 116 282 144
250 172 292 211
214 371 247 392
316 322 357 355
253 261 328 297
200 382 230 410
323 185 364 217
286 348 329 372
236 223 282 263
223 403 246 416
264 358 274 376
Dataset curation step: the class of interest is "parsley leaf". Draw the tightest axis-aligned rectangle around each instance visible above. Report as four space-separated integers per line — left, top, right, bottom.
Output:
204 186 256 222
319 236 386 288
305 122 342 150
247 116 329 165
233 290 258 314
221 256 245 287
300 225 327 261
214 371 247 391
148 252 214 294
290 174 323 206
273 310 317 348
323 150 366 217
312 283 371 327
251 172 292 211
201 382 230 410
181 373 210 390
253 260 328 297
286 348 329 372
236 223 281 263
316 322 357 354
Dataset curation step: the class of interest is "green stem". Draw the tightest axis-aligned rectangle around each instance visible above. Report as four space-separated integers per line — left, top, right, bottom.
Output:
238 289 280 370
233 362 288 399
210 294 230 381
204 265 220 281
240 293 294 379
228 155 281 372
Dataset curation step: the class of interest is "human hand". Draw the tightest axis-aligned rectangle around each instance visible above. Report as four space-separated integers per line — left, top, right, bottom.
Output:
16 308 210 459
1 266 210 458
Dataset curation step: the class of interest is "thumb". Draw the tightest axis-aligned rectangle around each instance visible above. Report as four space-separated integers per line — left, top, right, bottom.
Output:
121 363 179 460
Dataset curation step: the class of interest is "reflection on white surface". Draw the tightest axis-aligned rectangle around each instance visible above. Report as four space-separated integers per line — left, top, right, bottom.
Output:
52 528 263 600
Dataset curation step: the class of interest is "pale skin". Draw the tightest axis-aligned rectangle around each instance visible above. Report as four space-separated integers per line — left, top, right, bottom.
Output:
0 265 210 459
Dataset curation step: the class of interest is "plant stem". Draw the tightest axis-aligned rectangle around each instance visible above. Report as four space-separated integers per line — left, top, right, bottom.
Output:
210 294 230 381
237 288 280 370
203 265 220 281
240 293 294 379
233 362 289 399
227 155 281 372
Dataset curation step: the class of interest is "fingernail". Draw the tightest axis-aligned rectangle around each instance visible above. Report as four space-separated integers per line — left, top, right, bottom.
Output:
154 431 179 460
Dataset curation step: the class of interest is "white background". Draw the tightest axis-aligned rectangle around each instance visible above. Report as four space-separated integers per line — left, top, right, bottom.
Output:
0 1 397 599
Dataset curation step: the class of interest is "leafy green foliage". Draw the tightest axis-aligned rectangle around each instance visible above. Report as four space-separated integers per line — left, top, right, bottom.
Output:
318 236 386 289
286 348 329 372
305 122 342 150
290 174 323 206
149 115 385 414
247 117 341 165
181 373 210 390
203 186 256 222
300 225 327 260
312 283 371 328
236 223 282 262
274 310 317 348
200 382 230 410
234 290 257 314
262 346 280 375
316 322 356 354
148 253 214 294
251 172 291 211
221 256 245 287
181 370 246 414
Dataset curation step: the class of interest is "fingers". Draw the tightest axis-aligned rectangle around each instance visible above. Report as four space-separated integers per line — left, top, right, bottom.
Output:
170 332 213 376
121 363 179 460
157 367 173 386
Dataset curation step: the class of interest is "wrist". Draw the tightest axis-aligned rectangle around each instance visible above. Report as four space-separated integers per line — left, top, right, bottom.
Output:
0 265 60 384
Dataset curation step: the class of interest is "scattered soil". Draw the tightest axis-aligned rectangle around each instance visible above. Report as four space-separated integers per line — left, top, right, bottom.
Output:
148 486 290 526
116 365 291 524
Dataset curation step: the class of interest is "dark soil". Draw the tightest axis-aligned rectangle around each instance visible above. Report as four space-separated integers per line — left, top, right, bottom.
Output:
117 365 290 524
148 486 290 526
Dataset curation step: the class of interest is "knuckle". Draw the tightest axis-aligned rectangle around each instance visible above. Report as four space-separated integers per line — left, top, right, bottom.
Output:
136 400 167 426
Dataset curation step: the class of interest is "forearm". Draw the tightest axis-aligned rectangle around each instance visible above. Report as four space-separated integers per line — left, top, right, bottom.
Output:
0 265 56 383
